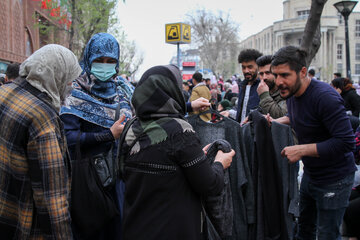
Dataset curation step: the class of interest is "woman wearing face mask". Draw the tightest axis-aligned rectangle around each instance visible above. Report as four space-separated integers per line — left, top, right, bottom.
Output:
60 33 134 239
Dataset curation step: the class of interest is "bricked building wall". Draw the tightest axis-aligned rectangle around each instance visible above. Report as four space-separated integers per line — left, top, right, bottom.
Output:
0 0 69 71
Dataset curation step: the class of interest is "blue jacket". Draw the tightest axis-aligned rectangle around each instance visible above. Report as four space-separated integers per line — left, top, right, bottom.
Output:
236 79 260 122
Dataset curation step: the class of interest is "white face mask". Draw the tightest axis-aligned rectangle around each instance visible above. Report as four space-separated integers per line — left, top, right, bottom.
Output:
90 62 117 81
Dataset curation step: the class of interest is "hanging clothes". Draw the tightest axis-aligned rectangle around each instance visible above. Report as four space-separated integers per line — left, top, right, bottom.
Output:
245 110 299 240
187 114 255 240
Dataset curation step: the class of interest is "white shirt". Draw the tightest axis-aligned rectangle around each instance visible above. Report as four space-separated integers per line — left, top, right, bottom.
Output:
241 85 251 123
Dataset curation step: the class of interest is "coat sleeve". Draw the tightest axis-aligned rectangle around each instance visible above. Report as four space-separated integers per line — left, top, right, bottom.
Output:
259 91 287 119
171 132 225 196
27 120 73 239
60 113 114 148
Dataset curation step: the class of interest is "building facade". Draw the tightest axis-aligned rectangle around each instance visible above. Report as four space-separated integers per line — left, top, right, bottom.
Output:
239 0 360 82
0 0 71 73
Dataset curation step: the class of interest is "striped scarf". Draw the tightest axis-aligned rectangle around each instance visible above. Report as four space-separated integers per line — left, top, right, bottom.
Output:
124 65 194 155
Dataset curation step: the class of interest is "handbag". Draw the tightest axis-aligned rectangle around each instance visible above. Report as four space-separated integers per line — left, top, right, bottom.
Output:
70 104 122 237
71 132 119 238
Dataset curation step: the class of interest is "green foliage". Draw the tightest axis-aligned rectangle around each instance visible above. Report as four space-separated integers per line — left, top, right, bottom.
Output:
70 0 119 57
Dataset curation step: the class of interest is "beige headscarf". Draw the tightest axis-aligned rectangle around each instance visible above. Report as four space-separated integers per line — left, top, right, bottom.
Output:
19 44 82 111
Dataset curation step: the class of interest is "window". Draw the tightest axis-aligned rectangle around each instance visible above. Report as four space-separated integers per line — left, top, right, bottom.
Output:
297 10 310 17
337 44 343 60
338 13 343 24
337 63 343 74
356 20 360 37
356 64 360 75
356 43 360 60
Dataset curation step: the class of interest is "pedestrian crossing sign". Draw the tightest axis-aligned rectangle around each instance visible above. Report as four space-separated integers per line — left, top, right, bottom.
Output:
165 23 191 44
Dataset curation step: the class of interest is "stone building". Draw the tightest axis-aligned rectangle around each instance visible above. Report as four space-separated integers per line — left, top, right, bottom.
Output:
0 0 71 72
239 0 360 82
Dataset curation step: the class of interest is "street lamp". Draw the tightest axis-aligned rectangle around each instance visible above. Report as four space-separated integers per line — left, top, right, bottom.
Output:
334 1 358 79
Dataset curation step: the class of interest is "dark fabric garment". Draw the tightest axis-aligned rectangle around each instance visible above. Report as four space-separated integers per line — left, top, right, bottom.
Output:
122 132 224 240
287 79 357 185
235 79 260 122
249 111 288 240
271 121 300 239
341 88 360 117
60 114 123 240
241 119 299 240
60 114 114 158
187 115 254 240
343 187 360 238
122 65 225 240
203 139 234 238
186 102 193 112
297 173 354 240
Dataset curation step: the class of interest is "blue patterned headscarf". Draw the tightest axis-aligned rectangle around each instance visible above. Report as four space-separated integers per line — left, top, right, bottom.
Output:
82 32 119 75
60 33 134 128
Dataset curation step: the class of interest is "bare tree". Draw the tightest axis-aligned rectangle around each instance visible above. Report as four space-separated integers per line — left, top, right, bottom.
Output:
117 31 144 79
186 9 240 78
300 0 328 67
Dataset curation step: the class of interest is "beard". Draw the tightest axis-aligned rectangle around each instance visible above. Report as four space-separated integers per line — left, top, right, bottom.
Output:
265 80 276 91
278 74 302 99
244 72 257 82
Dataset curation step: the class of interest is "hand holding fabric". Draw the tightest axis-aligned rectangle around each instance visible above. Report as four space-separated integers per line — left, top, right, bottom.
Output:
214 149 235 169
191 97 211 111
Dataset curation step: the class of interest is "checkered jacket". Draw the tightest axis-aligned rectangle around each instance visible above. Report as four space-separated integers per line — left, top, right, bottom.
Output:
0 78 72 239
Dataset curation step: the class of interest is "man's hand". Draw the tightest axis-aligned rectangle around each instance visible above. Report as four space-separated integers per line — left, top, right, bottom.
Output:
257 79 269 95
281 144 318 163
110 115 126 139
281 145 303 163
241 116 249 126
191 97 211 111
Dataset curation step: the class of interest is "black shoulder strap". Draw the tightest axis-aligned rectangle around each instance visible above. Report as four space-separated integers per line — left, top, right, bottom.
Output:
116 116 138 179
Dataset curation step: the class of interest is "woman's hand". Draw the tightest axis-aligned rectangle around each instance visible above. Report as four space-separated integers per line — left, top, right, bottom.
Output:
214 149 235 169
110 115 126 139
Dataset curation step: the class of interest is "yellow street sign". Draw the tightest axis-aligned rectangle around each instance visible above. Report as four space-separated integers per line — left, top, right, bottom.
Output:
166 23 181 43
165 23 191 44
182 24 191 43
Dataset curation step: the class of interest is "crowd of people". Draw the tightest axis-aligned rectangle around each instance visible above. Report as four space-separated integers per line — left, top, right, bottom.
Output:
0 31 359 240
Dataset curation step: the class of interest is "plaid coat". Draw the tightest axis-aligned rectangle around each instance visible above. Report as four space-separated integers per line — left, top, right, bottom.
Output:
0 78 72 239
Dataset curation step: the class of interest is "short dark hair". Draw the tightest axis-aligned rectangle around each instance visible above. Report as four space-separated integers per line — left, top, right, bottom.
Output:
238 49 263 64
334 72 342 78
5 63 20 80
331 77 344 90
192 72 203 83
308 69 315 76
271 46 307 73
256 55 272 67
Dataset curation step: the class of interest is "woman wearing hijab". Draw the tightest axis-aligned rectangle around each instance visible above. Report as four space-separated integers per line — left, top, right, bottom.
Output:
60 33 134 239
121 65 235 240
0 44 82 239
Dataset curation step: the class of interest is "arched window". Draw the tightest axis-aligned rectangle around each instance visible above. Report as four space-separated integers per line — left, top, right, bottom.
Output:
25 28 33 57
